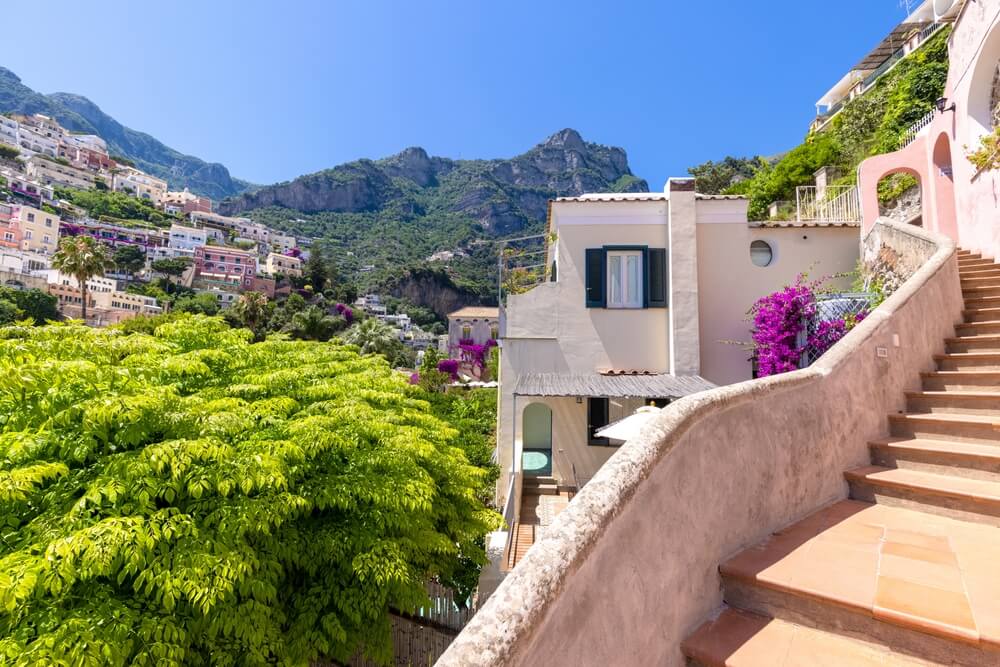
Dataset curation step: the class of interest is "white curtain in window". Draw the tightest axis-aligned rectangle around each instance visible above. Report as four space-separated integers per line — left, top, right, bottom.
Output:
626 254 640 306
609 254 622 305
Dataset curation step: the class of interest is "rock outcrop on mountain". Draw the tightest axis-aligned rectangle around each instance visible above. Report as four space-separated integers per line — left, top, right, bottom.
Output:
219 129 648 234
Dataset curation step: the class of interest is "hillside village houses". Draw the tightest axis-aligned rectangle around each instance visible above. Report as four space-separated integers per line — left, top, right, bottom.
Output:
0 112 315 323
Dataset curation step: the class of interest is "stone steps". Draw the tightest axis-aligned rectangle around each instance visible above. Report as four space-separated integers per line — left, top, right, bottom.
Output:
870 437 1000 482
681 607 932 667
935 352 1000 371
888 411 1000 445
845 465 1000 526
681 248 1000 666
921 370 1000 392
905 390 1000 415
945 334 1000 353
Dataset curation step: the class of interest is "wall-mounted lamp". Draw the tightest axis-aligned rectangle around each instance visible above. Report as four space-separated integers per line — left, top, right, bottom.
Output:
576 396 583 404
935 97 956 113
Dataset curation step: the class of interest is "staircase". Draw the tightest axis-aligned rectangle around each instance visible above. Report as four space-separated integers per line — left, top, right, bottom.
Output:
682 249 1000 666
504 476 570 571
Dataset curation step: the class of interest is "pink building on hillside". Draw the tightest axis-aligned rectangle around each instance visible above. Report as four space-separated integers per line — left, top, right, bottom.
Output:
194 245 257 289
858 1 1000 256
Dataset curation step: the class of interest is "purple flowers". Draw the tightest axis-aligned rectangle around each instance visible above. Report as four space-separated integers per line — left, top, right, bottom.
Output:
335 303 354 323
437 358 460 381
751 278 816 377
455 337 497 374
751 276 869 377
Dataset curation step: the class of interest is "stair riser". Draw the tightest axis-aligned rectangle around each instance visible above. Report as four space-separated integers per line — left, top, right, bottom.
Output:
921 378 1000 392
906 395 1000 415
890 417 1000 445
958 260 995 269
961 270 1000 281
721 578 996 667
937 358 1000 371
848 479 1000 527
870 446 1000 483
965 310 1000 323
964 286 1000 299
946 340 1000 354
956 322 1000 335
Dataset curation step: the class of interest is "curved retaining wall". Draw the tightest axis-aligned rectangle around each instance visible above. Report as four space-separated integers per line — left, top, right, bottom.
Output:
439 219 962 667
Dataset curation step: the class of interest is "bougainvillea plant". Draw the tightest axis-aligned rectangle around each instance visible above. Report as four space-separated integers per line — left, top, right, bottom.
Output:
455 338 497 378
750 276 870 377
750 277 818 376
334 303 354 324
437 358 460 381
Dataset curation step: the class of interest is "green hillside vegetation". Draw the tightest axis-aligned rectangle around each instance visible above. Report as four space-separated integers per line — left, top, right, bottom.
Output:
0 316 500 665
724 27 950 219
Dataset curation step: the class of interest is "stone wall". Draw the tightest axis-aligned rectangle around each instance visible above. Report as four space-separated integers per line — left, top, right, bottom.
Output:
439 218 962 667
879 184 922 225
862 215 939 297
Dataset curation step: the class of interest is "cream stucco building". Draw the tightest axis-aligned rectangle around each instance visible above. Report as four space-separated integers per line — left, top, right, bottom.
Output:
496 179 861 516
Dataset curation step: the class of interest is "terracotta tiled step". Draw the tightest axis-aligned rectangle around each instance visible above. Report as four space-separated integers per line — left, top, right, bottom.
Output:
946 334 1000 354
956 319 1000 336
961 277 1000 290
889 412 1000 445
935 352 1000 371
921 370 1000 392
870 437 1000 482
963 285 1000 299
964 307 1000 323
905 390 1000 415
961 294 1000 309
960 268 1000 281
958 249 979 257
958 258 995 269
846 465 1000 526
681 608 932 667
719 501 1000 665
522 476 559 495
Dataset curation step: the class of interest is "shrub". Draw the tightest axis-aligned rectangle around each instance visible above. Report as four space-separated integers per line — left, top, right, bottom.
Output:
0 317 500 664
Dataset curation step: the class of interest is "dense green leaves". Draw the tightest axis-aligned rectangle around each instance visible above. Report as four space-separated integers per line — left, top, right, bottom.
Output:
0 316 500 665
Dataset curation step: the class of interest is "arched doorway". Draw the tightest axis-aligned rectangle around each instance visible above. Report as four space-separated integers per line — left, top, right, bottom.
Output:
522 403 552 476
875 168 923 227
932 133 958 239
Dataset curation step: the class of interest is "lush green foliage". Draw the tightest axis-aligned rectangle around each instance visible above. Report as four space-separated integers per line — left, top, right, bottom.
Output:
723 28 950 219
150 257 193 278
55 188 177 228
0 144 19 161
0 288 58 325
966 126 1000 172
113 244 146 282
687 156 761 194
0 316 500 665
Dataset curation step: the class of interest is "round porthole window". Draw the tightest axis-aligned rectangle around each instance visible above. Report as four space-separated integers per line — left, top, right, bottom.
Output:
750 240 773 267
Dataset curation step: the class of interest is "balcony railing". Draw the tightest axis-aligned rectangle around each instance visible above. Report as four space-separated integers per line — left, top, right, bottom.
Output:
796 185 861 223
900 108 936 148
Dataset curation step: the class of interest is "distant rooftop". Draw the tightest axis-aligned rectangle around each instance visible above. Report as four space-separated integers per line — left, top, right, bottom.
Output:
553 192 746 203
448 306 499 319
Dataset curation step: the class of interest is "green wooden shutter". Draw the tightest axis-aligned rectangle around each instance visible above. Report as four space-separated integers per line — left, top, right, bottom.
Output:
585 248 606 308
646 248 667 308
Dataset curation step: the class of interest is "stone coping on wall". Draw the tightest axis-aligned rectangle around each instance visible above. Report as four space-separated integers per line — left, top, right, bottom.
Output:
437 217 957 666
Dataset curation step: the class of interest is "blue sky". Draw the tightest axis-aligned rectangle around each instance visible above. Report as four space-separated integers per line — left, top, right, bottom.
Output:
2 1 910 188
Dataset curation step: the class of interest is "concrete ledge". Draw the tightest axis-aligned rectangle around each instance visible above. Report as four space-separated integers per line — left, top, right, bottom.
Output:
439 219 961 667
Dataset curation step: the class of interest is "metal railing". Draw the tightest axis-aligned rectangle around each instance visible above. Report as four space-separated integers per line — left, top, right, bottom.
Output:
497 233 548 304
795 185 861 223
798 292 876 367
901 109 936 148
500 475 517 572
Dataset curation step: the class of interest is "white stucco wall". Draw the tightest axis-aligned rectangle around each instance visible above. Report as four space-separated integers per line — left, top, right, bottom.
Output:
695 223 861 386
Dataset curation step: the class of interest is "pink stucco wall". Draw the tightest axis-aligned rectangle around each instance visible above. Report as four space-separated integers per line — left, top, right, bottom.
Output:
860 4 1000 255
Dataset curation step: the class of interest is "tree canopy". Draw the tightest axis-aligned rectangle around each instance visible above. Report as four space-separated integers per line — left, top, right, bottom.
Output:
0 316 499 665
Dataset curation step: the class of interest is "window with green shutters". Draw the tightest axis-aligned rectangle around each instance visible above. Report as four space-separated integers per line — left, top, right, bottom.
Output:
585 246 667 309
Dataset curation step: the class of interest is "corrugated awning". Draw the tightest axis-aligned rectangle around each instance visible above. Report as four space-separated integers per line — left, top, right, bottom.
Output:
512 373 716 399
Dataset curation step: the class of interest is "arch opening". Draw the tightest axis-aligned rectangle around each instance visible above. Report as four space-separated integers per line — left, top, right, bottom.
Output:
522 402 552 476
876 168 924 227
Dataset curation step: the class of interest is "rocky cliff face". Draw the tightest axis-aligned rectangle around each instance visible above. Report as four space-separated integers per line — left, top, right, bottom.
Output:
0 68 250 199
220 129 648 234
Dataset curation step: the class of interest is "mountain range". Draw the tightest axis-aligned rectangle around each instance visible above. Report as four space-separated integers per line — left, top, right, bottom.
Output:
0 67 250 199
0 66 649 310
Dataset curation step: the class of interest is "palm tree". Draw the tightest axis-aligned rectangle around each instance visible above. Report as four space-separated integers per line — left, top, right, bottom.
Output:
342 317 398 356
287 306 338 342
52 236 112 324
234 291 269 337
